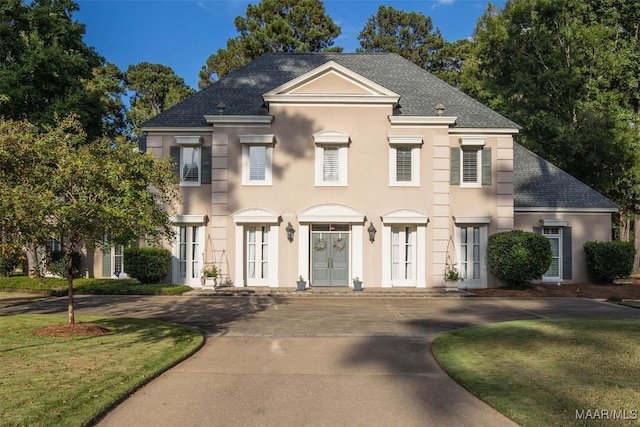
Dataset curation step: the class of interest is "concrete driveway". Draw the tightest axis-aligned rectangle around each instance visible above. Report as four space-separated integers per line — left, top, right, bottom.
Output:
4 296 640 427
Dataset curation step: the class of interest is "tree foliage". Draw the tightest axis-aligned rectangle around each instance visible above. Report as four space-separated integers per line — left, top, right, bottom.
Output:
0 115 178 323
198 0 341 88
125 62 195 136
0 0 113 139
357 6 446 73
461 0 640 213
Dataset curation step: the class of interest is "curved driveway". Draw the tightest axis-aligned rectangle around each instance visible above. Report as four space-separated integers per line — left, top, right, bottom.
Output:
5 296 639 427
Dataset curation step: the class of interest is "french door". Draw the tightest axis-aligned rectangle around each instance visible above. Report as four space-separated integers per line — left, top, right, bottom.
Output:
174 225 204 286
246 225 270 286
311 225 349 286
457 225 487 288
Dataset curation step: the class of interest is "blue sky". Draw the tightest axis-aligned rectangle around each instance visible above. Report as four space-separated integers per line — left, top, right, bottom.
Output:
75 0 505 90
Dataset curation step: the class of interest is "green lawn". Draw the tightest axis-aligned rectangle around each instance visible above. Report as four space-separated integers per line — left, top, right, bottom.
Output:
0 314 204 427
0 275 192 295
432 319 640 427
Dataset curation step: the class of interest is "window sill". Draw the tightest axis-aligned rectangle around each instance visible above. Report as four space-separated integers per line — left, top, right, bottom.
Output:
180 182 201 187
241 182 273 186
315 182 348 187
389 182 420 187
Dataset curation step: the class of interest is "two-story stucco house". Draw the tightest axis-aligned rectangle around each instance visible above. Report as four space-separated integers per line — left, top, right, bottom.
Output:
95 53 617 289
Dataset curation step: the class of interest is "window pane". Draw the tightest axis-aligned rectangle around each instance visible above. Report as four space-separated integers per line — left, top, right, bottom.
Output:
391 227 399 280
191 226 199 278
179 227 187 278
182 146 200 182
249 146 266 181
462 150 478 183
396 147 412 182
323 148 340 181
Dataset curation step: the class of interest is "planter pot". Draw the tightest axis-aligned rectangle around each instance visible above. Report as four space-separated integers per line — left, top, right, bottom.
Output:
444 280 460 291
353 281 363 291
296 281 307 291
202 276 217 289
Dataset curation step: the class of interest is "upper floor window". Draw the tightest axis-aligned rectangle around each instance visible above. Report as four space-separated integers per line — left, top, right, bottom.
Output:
314 130 349 186
450 137 491 187
388 135 422 186
240 134 274 186
170 136 211 187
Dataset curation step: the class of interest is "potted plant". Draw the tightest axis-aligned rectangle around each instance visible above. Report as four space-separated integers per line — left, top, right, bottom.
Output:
296 275 307 291
444 262 462 291
352 277 363 291
201 264 218 288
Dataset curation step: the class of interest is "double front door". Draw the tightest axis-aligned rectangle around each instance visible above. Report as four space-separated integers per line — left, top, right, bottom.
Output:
311 225 349 287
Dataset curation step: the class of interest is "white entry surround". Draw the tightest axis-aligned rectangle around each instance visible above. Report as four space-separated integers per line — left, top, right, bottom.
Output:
381 209 429 288
232 208 280 287
297 203 365 287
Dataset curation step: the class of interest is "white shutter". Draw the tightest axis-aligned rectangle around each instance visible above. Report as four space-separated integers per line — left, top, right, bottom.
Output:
323 147 340 182
249 146 266 181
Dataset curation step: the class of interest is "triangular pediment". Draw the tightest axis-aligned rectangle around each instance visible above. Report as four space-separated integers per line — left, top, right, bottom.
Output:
263 61 400 105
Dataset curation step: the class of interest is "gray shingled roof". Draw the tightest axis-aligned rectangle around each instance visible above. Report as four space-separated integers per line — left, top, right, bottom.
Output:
514 143 618 210
143 52 519 129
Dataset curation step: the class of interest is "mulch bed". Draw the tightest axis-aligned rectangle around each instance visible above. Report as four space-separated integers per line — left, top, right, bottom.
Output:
471 282 640 300
33 323 110 337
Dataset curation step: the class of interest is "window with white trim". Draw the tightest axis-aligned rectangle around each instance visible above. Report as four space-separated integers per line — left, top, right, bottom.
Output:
542 227 562 279
170 136 211 187
388 136 422 186
454 224 488 288
313 130 349 186
181 146 200 184
240 135 274 185
461 148 480 186
315 145 347 186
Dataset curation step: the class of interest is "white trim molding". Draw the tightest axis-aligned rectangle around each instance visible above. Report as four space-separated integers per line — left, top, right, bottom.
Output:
459 137 486 148
387 135 423 145
232 208 279 224
141 127 212 133
454 216 492 224
540 219 569 227
389 116 457 126
313 129 350 145
263 60 400 106
381 209 429 225
205 115 273 127
171 215 207 224
515 207 619 213
239 134 275 144
175 136 202 145
450 128 520 135
297 203 365 224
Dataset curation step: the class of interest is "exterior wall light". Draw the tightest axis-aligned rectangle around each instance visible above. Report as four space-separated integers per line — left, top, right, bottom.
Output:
367 222 377 242
286 222 295 242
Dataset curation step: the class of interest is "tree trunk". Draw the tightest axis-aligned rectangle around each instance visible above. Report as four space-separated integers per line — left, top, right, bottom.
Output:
633 217 640 273
620 215 630 242
67 248 75 325
26 246 39 277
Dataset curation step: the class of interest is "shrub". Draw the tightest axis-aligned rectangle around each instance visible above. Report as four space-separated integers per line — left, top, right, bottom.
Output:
487 230 552 288
583 241 635 284
0 252 20 276
123 247 171 284
46 250 82 278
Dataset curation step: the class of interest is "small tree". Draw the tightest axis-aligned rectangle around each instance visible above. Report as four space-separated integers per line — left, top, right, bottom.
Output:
0 115 177 324
487 230 552 288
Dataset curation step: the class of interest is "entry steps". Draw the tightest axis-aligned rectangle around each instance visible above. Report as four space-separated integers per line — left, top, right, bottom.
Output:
186 286 476 298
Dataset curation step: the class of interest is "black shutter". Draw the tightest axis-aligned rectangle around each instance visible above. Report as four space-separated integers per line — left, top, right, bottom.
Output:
201 146 212 184
169 146 180 180
450 147 460 185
